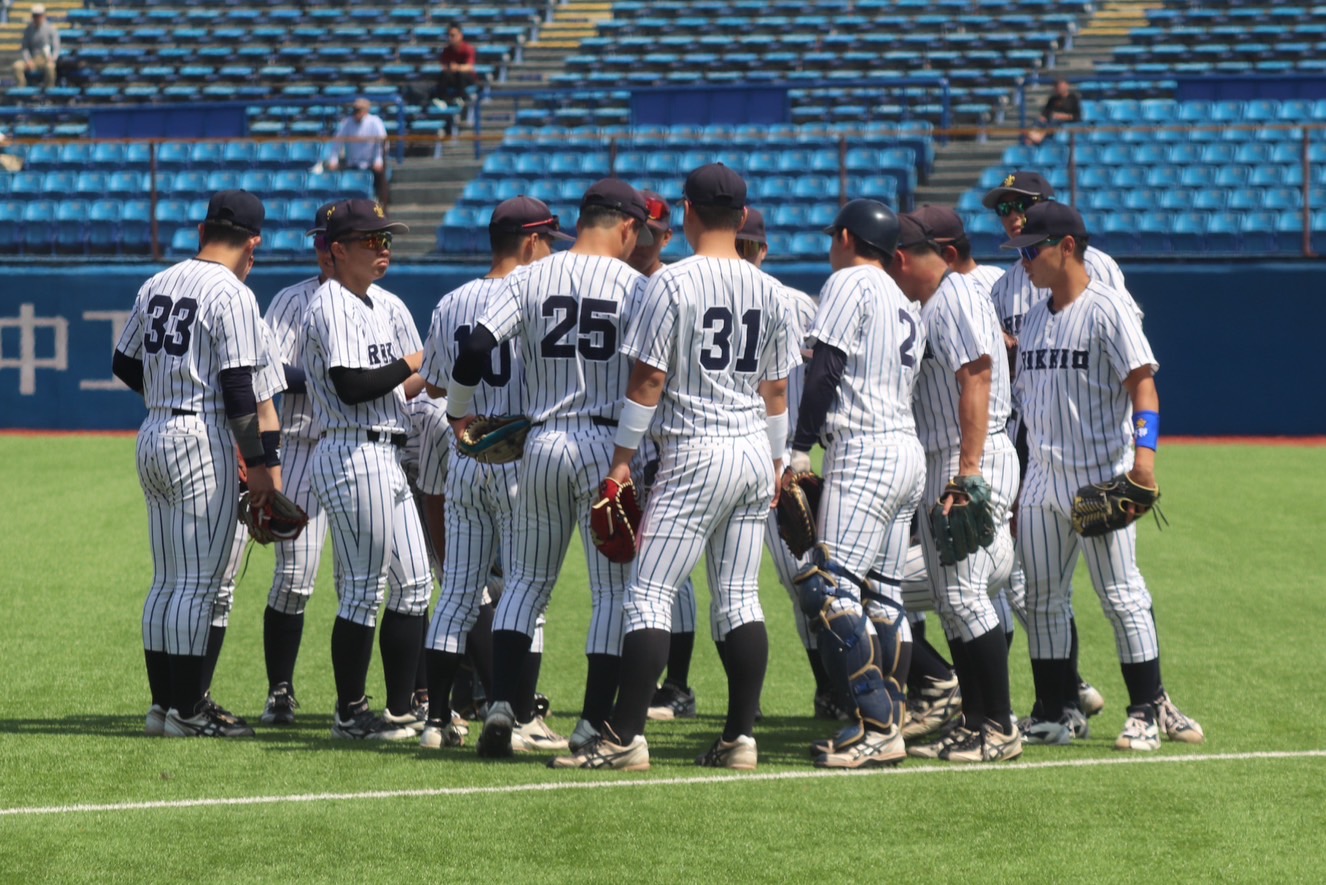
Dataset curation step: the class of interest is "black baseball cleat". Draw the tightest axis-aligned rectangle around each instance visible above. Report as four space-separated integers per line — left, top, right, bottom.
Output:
165 698 256 738
477 700 515 758
260 682 299 726
331 698 415 741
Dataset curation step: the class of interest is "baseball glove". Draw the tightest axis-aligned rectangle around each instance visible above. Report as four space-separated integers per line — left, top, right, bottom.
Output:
239 490 309 545
929 475 995 566
589 477 642 563
456 414 531 464
1071 474 1162 537
776 470 822 558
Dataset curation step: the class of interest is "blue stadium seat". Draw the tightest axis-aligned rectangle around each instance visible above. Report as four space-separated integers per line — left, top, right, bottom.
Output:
9 171 45 196
206 171 245 192
1169 211 1206 253
156 142 192 169
241 171 274 194
22 200 58 255
168 227 197 259
56 201 91 254
272 171 308 196
119 200 153 254
164 170 207 195
287 198 321 229
87 199 122 254
256 143 289 166
91 143 126 168
74 172 109 198
107 171 146 198
1205 211 1242 252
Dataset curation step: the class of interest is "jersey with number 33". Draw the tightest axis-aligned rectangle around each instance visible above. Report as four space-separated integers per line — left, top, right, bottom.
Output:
809 264 923 438
476 251 646 425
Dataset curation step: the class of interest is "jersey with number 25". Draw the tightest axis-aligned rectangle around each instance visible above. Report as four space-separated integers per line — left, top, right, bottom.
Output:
809 264 923 438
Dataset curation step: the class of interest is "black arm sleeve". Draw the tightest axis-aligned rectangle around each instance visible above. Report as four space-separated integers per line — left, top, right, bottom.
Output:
219 366 257 419
111 350 144 394
329 360 412 405
282 363 307 395
452 324 498 386
791 342 848 451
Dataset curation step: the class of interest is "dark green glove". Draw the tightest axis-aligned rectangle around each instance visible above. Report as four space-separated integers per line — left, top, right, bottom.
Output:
929 475 995 566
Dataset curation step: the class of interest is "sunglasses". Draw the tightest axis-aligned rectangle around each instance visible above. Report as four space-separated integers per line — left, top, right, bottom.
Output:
995 197 1040 218
645 197 669 225
1017 237 1063 263
520 215 561 232
344 231 392 250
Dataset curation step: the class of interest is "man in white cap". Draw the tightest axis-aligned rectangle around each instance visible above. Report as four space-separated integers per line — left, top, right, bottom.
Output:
13 5 59 89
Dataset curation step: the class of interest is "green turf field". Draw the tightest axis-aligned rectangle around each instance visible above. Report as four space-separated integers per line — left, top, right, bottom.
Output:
1 437 1323 882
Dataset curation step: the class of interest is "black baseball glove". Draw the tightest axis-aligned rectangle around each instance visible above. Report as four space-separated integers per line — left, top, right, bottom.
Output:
776 470 823 559
240 490 309 545
456 414 531 464
1071 474 1162 537
929 475 995 565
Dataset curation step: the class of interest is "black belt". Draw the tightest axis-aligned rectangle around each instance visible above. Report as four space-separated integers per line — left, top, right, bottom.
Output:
530 416 619 429
366 429 408 448
171 408 195 416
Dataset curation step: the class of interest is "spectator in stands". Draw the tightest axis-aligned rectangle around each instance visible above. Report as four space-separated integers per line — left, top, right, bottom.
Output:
0 128 22 172
12 4 60 90
324 97 390 208
1025 79 1081 146
431 23 479 114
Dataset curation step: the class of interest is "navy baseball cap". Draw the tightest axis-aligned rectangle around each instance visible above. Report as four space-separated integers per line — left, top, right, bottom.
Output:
581 178 654 245
981 170 1055 209
736 207 767 245
205 189 264 235
490 196 574 240
1000 201 1088 249
898 205 967 249
305 200 340 236
322 199 409 242
684 162 746 208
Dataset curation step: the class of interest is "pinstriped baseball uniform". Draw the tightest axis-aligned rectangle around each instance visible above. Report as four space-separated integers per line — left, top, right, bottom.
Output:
1014 279 1159 664
420 276 525 654
622 255 799 638
912 271 1019 644
962 263 1006 298
213 326 288 631
761 284 820 649
475 251 647 653
117 258 265 659
990 245 1136 352
809 264 926 599
301 279 432 628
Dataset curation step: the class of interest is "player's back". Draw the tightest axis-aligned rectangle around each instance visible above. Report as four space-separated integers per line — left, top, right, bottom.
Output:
128 258 262 415
481 250 643 424
812 263 922 438
266 275 320 439
963 263 1005 300
639 255 795 438
424 277 524 417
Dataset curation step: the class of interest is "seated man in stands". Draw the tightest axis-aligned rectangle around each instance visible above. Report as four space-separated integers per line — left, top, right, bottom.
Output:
430 23 479 115
1025 80 1081 146
325 97 390 208
12 4 60 90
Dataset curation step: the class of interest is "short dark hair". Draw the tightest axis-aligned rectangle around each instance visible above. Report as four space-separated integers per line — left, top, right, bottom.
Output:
899 240 944 259
736 237 765 262
949 236 973 262
690 202 744 231
200 221 255 248
578 204 635 233
1070 235 1089 259
845 233 892 266
448 22 464 34
489 228 528 256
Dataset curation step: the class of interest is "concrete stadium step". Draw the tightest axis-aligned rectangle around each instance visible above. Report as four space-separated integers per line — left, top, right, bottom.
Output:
913 139 1015 206
388 157 483 257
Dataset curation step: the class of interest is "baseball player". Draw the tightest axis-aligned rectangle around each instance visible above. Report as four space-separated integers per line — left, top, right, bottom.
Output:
300 199 431 741
417 195 572 751
736 208 844 719
985 170 1125 725
112 190 275 738
259 202 428 729
552 163 798 771
886 206 1021 763
1003 202 1203 750
789 199 925 769
446 179 654 758
626 191 701 722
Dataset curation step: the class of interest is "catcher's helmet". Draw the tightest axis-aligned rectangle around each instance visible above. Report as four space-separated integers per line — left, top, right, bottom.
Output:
823 199 900 256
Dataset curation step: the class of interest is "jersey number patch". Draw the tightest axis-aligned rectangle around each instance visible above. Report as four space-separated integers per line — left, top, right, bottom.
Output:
540 296 618 361
143 295 198 357
455 324 512 387
700 307 761 372
897 309 918 368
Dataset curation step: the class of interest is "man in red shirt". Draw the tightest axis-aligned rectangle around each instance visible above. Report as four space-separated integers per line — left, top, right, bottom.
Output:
432 24 478 111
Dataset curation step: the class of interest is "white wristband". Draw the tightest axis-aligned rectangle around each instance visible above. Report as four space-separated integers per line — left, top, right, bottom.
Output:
766 410 788 460
445 382 477 420
614 398 657 451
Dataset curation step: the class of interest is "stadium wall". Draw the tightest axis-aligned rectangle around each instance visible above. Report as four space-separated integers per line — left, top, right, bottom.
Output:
2 261 1321 435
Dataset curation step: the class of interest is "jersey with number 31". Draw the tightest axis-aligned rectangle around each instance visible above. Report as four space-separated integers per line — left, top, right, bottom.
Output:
476 251 645 425
809 264 923 438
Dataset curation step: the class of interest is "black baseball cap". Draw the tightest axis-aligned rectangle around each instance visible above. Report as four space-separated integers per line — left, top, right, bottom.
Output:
581 178 653 245
490 196 574 240
736 207 766 245
684 162 746 208
981 170 1055 209
305 200 340 237
1000 201 1088 249
641 189 672 234
321 198 409 242
897 205 967 249
205 189 264 235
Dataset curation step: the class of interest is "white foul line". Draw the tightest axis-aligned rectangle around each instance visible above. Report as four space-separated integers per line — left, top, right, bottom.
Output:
3 749 1323 818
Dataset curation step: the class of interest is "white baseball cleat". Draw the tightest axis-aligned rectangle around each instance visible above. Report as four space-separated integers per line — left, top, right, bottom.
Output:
1156 693 1205 744
815 726 905 768
548 732 651 771
695 735 757 770
145 704 167 737
511 716 568 752
1078 681 1106 718
420 718 465 749
1115 707 1162 752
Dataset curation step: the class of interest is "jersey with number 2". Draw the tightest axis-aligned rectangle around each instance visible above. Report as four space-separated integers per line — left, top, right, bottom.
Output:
809 264 923 437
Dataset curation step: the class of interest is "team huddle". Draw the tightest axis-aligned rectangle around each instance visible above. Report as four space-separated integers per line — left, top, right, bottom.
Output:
111 163 1204 769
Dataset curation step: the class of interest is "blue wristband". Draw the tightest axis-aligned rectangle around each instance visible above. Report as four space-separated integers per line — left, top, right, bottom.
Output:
1134 410 1159 451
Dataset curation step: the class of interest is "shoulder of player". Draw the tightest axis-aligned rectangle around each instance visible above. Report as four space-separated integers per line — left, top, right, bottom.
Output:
1080 280 1139 321
1084 245 1124 276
